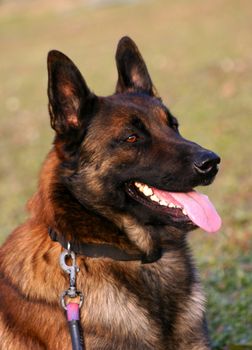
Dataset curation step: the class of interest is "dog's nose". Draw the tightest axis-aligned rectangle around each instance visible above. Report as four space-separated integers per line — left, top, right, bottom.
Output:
193 151 220 175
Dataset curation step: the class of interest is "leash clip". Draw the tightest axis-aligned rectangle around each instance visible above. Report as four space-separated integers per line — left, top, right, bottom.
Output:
60 244 84 310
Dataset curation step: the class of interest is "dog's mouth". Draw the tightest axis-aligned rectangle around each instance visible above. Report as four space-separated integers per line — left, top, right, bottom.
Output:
125 182 221 233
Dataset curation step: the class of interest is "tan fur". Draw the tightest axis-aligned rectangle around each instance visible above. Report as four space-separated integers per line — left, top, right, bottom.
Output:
117 215 154 254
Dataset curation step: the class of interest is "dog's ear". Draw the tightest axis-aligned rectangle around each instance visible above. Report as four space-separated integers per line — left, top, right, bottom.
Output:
47 50 96 135
115 36 158 97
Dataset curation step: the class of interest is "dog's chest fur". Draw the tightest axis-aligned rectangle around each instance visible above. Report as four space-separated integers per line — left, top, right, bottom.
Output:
77 249 206 349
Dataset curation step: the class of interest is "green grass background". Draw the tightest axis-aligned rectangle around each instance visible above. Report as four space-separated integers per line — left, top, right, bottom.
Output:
0 0 251 348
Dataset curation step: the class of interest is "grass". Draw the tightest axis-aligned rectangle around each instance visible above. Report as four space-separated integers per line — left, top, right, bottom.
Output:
0 0 251 348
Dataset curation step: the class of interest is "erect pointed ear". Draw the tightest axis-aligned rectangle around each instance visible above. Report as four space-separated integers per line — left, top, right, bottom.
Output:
47 50 96 135
115 36 158 97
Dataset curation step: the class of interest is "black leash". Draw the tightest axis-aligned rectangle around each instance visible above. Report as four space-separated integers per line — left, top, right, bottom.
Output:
68 317 84 350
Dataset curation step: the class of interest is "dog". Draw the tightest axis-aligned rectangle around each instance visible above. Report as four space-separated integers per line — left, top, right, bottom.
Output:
0 36 221 349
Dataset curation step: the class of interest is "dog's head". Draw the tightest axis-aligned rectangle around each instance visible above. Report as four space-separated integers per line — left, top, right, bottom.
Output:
47 36 221 239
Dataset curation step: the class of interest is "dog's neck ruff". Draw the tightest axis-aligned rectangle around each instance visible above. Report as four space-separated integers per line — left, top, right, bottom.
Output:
48 227 162 264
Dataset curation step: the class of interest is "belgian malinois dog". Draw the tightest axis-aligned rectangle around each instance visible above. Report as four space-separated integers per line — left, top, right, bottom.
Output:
0 37 221 349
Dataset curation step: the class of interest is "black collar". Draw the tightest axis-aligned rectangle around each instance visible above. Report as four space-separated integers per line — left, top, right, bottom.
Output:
48 227 162 264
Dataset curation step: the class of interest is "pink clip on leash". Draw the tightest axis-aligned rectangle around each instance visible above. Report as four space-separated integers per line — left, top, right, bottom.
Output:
67 302 80 321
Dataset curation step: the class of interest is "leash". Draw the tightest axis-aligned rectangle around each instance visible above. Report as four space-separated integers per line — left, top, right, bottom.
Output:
60 244 85 350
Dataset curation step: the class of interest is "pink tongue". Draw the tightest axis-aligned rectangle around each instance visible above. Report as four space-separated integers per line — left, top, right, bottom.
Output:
152 188 221 233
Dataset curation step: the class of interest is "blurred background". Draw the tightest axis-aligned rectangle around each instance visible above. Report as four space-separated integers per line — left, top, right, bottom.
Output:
0 0 251 348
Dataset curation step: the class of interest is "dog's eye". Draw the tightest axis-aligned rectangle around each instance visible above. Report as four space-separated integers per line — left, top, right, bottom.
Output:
125 134 139 143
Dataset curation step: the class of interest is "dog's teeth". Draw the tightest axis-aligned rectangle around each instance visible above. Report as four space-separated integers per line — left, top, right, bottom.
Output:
135 182 142 188
159 200 168 206
150 195 159 203
143 186 153 197
182 208 188 216
168 203 175 208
